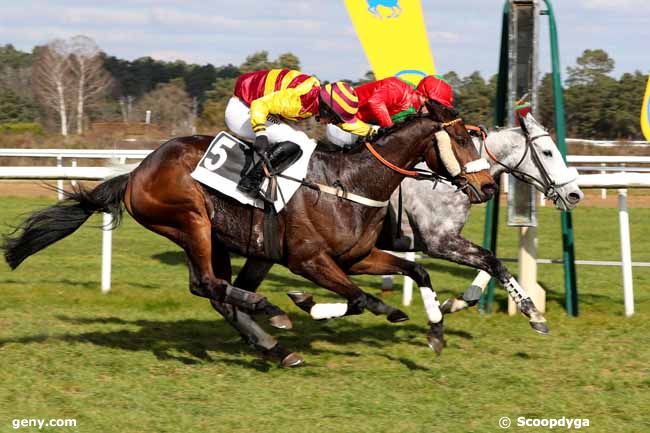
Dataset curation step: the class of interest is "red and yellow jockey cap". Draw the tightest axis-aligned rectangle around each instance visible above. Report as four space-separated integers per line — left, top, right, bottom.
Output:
319 82 360 123
416 75 454 108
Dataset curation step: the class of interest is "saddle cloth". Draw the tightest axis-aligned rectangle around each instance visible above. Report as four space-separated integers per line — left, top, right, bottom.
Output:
191 132 317 212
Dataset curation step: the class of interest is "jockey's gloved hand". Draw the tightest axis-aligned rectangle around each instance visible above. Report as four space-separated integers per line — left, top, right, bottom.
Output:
478 124 488 139
367 125 381 139
253 134 269 154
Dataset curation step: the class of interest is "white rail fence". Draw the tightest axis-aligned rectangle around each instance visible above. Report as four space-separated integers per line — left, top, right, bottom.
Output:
0 149 151 200
0 149 649 316
0 149 151 293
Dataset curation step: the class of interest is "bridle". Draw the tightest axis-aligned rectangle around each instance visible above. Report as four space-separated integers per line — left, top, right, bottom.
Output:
365 117 489 187
475 125 577 207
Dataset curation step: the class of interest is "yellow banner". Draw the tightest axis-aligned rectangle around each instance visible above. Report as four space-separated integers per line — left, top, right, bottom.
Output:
642 75 650 141
344 0 435 85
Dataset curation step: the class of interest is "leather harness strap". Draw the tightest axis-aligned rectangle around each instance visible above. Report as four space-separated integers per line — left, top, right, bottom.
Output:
364 141 422 178
314 182 389 208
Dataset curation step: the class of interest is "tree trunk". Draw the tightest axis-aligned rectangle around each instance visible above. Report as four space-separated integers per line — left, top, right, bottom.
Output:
57 81 68 136
77 63 85 135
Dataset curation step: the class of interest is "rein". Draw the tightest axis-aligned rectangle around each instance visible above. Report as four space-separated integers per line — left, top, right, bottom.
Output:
474 126 577 207
364 141 423 178
364 117 471 181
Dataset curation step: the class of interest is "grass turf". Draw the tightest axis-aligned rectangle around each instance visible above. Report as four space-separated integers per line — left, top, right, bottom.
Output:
0 196 649 433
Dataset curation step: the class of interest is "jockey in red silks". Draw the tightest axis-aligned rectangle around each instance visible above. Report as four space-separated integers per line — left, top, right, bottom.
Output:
225 68 371 199
326 74 455 147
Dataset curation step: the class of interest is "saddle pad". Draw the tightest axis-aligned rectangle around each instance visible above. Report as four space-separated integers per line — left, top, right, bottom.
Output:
191 131 316 212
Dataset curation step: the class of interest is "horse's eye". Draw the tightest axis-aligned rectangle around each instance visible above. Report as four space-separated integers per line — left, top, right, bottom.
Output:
542 150 552 157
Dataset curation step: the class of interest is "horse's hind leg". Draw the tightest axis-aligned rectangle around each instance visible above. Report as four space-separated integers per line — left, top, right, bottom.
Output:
203 252 303 368
139 213 281 316
232 258 292 330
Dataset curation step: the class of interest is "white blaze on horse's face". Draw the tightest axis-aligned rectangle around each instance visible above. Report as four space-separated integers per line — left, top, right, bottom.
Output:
513 114 584 211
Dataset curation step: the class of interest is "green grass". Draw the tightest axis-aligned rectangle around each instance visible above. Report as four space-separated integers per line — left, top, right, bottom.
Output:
0 197 649 433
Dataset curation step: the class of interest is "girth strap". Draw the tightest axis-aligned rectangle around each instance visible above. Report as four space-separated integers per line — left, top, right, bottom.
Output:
314 183 389 208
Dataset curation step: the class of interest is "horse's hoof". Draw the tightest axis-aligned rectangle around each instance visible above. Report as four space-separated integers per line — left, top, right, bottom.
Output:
530 321 550 335
387 309 410 323
287 291 315 313
269 314 293 330
462 285 483 303
427 322 445 355
440 299 453 315
281 352 304 368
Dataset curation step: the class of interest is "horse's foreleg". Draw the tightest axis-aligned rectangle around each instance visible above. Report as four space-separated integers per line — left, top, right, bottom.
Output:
347 248 445 354
233 257 274 291
427 236 548 335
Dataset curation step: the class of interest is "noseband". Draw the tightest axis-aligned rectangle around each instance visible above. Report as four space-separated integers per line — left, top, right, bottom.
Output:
365 117 489 187
478 128 577 206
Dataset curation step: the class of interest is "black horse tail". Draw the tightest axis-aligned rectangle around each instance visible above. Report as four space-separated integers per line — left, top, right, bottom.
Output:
2 174 130 270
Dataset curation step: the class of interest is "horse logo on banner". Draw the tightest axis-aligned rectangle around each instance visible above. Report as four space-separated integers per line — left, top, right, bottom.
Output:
367 0 401 19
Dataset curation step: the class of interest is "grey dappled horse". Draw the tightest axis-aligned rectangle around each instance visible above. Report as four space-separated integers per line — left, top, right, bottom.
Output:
378 113 583 332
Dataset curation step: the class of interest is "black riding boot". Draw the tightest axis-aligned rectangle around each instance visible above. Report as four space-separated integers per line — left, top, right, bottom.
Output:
238 141 303 196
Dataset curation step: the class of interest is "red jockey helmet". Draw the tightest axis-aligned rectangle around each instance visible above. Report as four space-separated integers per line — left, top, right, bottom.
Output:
416 75 454 108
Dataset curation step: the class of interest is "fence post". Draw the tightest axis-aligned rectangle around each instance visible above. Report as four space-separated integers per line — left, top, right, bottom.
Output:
56 156 64 200
101 212 113 294
618 189 634 316
71 159 78 188
600 163 606 199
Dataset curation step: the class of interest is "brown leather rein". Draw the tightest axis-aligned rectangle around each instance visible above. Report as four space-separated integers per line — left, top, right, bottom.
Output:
364 118 468 179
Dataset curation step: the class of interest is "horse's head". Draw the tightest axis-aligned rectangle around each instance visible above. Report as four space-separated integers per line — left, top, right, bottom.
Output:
424 100 496 203
496 113 583 211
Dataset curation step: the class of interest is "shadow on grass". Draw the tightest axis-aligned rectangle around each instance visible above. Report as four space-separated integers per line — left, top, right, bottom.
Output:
0 313 464 371
151 251 186 266
0 278 159 290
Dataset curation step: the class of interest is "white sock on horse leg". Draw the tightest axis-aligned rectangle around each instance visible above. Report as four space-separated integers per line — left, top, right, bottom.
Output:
419 287 442 323
472 270 492 290
310 303 348 320
504 277 528 307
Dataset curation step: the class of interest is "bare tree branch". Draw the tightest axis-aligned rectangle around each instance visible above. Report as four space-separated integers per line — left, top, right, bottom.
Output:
32 39 74 136
68 35 113 134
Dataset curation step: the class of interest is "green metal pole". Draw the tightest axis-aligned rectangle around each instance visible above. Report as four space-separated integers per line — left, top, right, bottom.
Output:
480 0 510 313
542 0 579 316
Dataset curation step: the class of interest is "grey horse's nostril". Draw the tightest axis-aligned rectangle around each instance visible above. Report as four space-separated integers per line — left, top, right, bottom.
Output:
567 191 582 204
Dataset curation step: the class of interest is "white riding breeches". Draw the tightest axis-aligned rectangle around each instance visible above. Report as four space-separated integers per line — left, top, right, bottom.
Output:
224 97 315 151
325 123 360 148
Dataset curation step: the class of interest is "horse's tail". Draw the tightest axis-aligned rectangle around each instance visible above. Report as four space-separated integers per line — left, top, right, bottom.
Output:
2 174 130 270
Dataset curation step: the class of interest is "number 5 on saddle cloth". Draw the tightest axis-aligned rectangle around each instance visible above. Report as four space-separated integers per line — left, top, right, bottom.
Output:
191 132 317 212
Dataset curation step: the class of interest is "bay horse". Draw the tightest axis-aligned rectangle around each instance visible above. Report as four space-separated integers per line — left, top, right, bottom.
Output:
3 101 495 367
208 114 581 356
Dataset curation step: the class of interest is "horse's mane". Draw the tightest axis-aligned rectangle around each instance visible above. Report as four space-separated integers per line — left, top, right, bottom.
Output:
368 100 461 144
367 112 432 143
